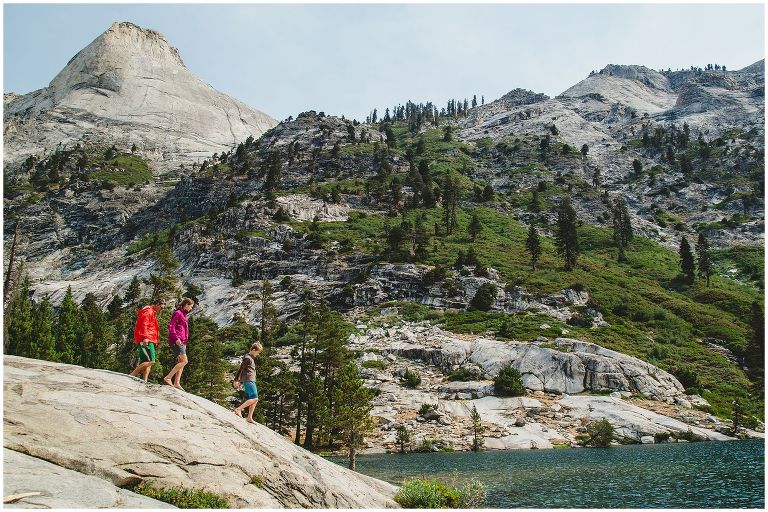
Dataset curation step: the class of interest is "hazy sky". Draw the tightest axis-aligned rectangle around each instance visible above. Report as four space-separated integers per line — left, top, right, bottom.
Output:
3 3 765 122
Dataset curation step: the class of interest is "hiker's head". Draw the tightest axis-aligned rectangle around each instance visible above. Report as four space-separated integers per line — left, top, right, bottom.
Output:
249 342 263 356
178 297 194 313
151 299 164 312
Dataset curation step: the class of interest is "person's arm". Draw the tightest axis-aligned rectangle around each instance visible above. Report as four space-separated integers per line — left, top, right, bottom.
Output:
134 309 150 345
169 311 184 345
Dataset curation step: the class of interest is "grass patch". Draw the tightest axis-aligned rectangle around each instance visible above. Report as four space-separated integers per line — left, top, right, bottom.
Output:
91 155 152 186
132 481 228 508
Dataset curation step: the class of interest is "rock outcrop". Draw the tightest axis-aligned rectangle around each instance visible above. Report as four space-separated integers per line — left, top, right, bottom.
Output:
3 356 398 509
3 449 174 509
349 323 685 401
3 22 277 173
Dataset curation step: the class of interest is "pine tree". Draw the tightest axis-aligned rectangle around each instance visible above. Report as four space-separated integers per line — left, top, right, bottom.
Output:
471 404 485 451
396 425 411 453
264 150 282 198
80 293 114 368
580 144 589 159
526 224 542 271
696 233 712 287
7 275 33 357
55 287 80 364
333 362 374 470
632 159 643 177
441 173 460 235
611 197 632 262
555 196 580 271
418 160 436 207
468 213 483 241
124 276 142 308
30 296 56 361
679 237 696 284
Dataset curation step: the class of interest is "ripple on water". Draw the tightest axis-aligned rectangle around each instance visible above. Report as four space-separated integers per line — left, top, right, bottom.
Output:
329 440 765 508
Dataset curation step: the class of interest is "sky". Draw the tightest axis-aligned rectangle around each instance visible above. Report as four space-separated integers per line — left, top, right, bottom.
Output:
3 2 765 122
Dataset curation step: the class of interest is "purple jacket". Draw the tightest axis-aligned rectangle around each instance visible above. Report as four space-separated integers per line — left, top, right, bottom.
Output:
168 309 189 345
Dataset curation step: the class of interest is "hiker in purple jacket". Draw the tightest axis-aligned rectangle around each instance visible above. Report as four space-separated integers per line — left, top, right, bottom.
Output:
163 297 194 390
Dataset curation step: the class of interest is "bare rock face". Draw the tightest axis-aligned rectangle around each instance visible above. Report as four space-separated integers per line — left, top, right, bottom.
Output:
3 356 398 509
3 449 174 509
350 324 685 401
3 22 277 172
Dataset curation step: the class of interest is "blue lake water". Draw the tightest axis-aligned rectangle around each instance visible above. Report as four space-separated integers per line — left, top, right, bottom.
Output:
329 440 765 508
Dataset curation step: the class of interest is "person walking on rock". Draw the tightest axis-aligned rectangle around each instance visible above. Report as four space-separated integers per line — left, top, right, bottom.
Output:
129 299 163 382
163 297 194 390
233 342 263 423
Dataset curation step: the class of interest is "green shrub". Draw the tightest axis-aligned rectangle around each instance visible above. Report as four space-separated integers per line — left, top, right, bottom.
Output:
493 365 525 397
673 365 700 390
249 475 264 488
469 283 497 312
395 479 461 508
585 418 614 447
403 368 422 388
133 482 229 508
447 368 476 381
362 359 386 370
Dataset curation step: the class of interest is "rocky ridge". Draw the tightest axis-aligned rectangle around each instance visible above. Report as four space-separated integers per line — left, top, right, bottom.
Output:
3 356 398 508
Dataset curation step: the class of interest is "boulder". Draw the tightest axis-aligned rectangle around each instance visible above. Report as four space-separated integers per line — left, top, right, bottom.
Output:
3 356 398 508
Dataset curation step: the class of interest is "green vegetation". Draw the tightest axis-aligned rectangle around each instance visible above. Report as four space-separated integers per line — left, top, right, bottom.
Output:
91 155 152 186
133 481 228 508
395 478 487 508
583 419 614 448
493 366 525 397
361 359 387 370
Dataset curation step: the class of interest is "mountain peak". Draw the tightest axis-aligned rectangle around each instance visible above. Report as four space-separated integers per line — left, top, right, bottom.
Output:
49 21 186 96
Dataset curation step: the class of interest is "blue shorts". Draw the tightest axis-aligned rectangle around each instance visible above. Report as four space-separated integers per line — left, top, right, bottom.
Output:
243 381 259 399
171 343 187 357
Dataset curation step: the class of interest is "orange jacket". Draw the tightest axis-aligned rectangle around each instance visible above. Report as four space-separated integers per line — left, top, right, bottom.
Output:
134 306 160 344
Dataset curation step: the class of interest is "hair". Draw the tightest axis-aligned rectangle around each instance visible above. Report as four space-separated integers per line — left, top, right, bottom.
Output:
250 342 263 352
178 297 194 309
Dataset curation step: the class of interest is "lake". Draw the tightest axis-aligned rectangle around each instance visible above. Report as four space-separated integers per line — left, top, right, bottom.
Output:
329 440 764 508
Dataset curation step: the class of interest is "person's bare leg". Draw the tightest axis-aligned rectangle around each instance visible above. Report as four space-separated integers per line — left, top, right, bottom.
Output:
142 362 154 382
246 399 258 423
130 362 150 378
172 355 188 390
234 398 257 418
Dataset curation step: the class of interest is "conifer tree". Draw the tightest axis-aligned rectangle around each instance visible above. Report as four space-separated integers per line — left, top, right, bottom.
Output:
696 233 712 287
55 287 80 364
441 173 460 235
679 237 696 284
526 224 542 271
555 196 580 271
7 275 33 357
333 362 374 470
124 276 142 308
611 197 633 262
471 404 485 451
468 212 483 241
30 296 56 361
530 189 541 212
418 160 436 207
80 293 114 368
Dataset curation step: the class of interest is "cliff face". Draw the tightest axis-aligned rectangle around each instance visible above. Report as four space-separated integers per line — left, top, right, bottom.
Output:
2 356 399 509
3 22 277 172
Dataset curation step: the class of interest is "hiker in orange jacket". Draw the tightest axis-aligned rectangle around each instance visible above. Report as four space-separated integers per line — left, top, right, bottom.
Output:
129 299 164 382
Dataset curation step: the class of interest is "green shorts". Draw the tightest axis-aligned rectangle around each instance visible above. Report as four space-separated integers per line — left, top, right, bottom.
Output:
137 343 156 363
